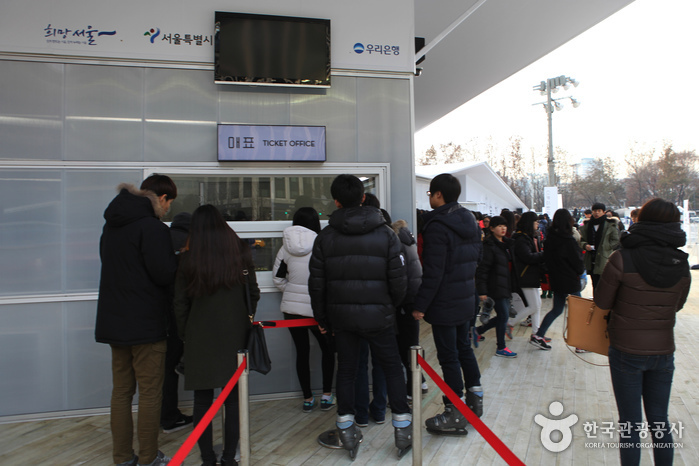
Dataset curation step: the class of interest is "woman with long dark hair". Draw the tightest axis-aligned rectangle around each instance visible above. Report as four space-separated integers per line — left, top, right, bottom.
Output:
174 204 260 466
508 212 547 349
533 209 584 346
273 207 335 413
595 199 690 465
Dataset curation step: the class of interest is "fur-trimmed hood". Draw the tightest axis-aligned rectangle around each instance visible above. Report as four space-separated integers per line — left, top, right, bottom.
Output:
104 183 164 227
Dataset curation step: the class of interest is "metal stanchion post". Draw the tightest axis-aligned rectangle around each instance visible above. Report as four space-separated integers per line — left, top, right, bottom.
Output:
410 346 423 466
238 350 250 466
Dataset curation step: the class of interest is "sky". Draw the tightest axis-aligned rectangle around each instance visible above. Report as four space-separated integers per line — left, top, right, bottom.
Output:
414 0 699 174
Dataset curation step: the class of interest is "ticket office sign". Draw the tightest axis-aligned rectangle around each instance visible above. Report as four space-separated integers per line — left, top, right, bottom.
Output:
218 125 326 162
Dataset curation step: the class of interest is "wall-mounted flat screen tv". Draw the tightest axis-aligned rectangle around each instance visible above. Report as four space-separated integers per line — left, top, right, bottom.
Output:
214 12 331 88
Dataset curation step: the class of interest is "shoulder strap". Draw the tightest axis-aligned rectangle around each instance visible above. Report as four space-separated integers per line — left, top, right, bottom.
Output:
243 269 254 323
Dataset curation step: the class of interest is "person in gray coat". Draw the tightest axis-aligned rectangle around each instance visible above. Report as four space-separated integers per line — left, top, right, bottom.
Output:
174 205 260 466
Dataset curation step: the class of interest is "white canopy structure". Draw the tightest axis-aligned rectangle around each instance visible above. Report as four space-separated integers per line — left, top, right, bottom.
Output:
416 162 528 215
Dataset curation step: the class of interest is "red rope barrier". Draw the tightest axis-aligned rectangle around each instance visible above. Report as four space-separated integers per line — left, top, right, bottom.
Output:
417 354 525 466
168 358 247 466
253 318 318 328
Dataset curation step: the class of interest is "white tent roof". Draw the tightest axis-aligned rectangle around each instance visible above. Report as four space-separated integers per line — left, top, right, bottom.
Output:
415 162 527 213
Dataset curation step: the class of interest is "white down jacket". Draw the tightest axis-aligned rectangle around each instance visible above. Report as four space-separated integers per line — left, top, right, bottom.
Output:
272 225 317 317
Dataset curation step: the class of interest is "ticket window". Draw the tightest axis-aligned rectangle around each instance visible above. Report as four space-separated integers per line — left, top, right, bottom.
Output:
159 171 381 282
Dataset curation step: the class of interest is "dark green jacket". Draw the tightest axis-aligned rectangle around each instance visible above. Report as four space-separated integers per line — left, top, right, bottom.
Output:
174 266 260 391
579 218 620 275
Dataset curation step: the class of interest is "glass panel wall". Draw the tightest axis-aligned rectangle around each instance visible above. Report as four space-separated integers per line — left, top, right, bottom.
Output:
163 173 378 272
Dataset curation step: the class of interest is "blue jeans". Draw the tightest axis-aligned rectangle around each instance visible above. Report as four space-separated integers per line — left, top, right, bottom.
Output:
608 347 675 466
355 339 387 423
476 298 509 350
334 327 410 418
431 322 481 404
536 291 580 338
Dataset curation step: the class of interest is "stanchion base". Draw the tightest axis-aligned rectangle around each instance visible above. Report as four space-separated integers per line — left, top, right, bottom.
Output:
317 428 344 449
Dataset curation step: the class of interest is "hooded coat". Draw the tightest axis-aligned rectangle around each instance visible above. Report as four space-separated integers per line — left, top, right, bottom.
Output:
273 225 318 317
580 217 620 274
308 205 407 333
95 184 177 346
413 202 482 326
594 222 691 355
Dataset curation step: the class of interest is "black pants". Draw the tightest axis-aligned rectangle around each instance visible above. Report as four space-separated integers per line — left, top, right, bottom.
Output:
193 388 239 464
284 313 335 399
161 317 184 426
335 327 410 417
395 306 423 391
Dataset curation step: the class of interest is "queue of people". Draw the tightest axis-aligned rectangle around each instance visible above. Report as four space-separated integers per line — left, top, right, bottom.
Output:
96 173 689 466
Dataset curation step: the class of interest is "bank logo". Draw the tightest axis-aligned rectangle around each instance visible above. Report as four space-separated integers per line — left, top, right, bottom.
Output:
353 43 364 54
534 401 579 452
144 28 160 43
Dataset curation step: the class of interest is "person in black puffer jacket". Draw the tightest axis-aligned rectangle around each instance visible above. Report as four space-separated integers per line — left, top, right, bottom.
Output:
95 175 178 466
475 216 525 358
309 175 410 457
392 219 424 394
413 173 483 435
594 199 690 466
508 212 548 350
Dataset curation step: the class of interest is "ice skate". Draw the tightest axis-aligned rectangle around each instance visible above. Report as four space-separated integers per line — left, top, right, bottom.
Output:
317 428 344 449
425 404 468 436
466 386 484 418
393 413 412 458
336 415 363 460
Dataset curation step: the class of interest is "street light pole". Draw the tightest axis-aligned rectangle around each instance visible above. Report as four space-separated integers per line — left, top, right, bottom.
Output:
532 75 580 187
546 82 555 187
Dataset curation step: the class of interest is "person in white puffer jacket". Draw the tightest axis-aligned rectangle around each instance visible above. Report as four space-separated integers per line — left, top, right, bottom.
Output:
273 207 336 413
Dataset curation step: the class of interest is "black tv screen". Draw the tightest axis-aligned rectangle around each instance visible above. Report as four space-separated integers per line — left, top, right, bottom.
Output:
215 12 331 88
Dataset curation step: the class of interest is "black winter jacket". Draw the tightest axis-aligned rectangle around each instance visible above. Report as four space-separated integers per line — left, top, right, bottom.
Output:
308 206 407 333
476 235 526 304
543 228 584 294
413 202 482 326
511 231 544 289
95 184 177 345
392 220 422 307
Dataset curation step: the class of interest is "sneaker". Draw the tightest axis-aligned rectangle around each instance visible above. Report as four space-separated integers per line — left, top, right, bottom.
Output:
505 325 513 340
320 395 335 411
137 450 170 466
543 336 552 343
370 412 386 424
303 397 316 413
575 348 589 354
116 454 138 466
421 382 429 394
495 347 517 358
472 327 484 347
355 419 369 427
529 335 551 351
520 317 532 327
162 414 193 433
174 361 185 376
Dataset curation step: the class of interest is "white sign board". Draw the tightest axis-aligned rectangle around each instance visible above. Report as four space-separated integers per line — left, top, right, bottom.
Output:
544 187 559 215
218 125 326 162
0 0 414 73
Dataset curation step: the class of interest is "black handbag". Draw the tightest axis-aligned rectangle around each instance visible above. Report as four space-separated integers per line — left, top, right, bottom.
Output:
243 269 272 374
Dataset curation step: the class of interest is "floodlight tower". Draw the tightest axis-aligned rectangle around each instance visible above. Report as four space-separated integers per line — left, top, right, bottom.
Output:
532 75 580 187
